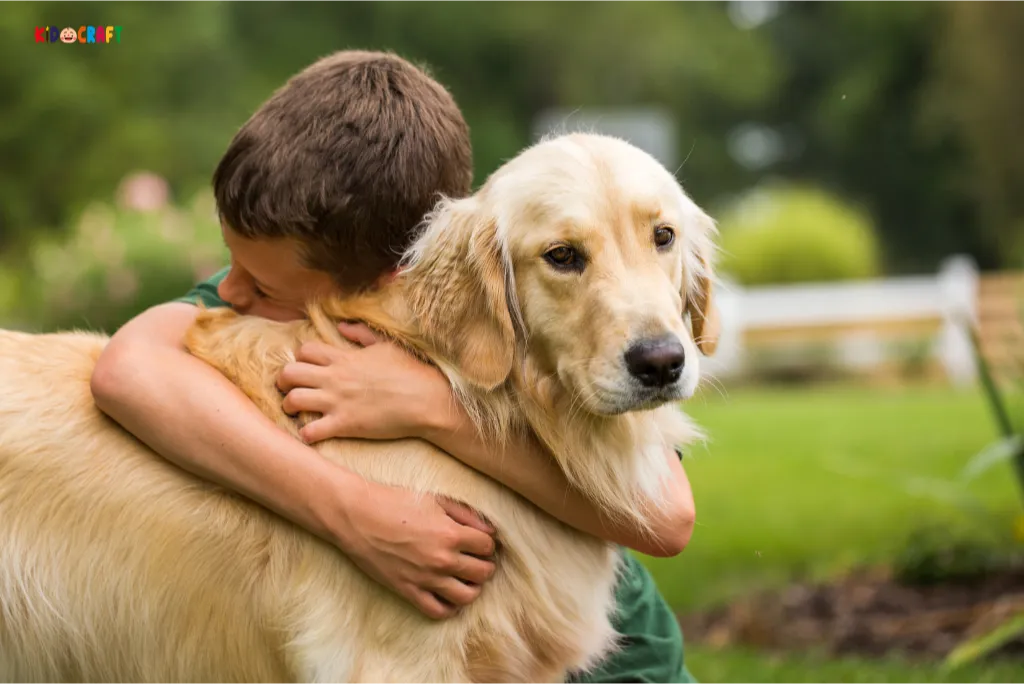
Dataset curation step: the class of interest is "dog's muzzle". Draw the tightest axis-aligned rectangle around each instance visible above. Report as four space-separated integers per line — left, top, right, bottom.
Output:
623 334 685 389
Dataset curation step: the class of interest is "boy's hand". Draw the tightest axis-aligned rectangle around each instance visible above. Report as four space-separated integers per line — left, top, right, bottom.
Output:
277 322 454 444
280 322 498 617
332 479 498 620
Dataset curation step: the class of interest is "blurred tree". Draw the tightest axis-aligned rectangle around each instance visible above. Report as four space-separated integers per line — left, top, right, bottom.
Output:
0 2 264 251
923 2 1024 266
2 0 1022 282
752 1 995 274
1 1 778 246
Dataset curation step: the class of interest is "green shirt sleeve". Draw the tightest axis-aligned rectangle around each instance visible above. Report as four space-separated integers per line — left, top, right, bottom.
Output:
570 550 695 683
572 454 692 683
174 266 231 309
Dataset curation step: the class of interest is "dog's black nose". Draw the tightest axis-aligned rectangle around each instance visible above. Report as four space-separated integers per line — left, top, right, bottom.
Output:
624 335 685 388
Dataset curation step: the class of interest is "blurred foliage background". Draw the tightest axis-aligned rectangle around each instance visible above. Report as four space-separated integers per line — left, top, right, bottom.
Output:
2 1 1024 333
717 183 881 286
4 2 1024 681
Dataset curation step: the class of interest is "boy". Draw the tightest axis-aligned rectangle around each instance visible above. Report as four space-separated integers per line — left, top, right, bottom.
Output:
91 50 696 682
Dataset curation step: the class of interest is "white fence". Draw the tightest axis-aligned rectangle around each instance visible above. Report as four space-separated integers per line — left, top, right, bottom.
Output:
705 256 981 386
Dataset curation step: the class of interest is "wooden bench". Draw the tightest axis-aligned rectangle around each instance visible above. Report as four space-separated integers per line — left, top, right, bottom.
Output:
976 271 1024 381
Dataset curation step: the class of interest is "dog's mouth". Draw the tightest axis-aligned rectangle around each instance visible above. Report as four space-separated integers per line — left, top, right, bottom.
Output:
632 383 690 409
571 379 690 417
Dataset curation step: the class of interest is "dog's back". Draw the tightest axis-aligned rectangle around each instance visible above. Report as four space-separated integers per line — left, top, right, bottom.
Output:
0 329 619 682
0 331 303 680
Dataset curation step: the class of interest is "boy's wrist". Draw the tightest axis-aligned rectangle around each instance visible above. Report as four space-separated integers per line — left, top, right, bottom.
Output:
417 396 469 447
312 466 370 552
407 375 461 440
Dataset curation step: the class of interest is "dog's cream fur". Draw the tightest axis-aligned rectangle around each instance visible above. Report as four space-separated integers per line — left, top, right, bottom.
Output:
0 134 719 682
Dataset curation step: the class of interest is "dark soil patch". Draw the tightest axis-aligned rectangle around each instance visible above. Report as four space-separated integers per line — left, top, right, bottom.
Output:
678 565 1024 661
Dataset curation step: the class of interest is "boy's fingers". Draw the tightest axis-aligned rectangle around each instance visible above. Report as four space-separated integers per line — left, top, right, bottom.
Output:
295 341 337 366
453 555 496 586
281 388 331 417
429 577 481 608
438 497 495 535
338 321 380 348
458 528 497 559
298 417 337 444
276 361 325 393
414 590 456 620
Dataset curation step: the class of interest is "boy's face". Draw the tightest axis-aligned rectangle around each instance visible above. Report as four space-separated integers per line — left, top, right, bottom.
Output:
218 224 339 322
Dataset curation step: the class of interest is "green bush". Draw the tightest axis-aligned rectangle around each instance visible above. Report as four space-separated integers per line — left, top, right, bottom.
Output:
0 267 20 320
893 525 1014 586
8 192 227 334
717 184 882 286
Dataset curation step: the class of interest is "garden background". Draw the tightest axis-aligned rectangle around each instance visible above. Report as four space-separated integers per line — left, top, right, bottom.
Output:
3 2 1024 681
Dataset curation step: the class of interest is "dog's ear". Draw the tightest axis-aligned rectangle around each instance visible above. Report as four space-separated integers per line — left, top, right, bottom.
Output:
405 198 515 390
685 211 720 357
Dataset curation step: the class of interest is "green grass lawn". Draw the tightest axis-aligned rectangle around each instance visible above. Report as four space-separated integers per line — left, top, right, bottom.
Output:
685 645 1024 683
644 384 1021 612
638 383 1024 681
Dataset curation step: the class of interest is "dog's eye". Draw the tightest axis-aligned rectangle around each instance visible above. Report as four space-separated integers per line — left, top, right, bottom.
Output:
544 245 584 272
654 226 675 249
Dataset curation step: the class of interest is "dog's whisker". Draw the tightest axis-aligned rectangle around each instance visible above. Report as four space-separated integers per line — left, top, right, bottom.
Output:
568 385 602 425
701 374 729 402
564 383 591 429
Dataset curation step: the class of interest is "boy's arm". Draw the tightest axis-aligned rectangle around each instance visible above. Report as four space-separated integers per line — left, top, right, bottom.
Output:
90 303 497 619
281 328 696 558
421 407 696 558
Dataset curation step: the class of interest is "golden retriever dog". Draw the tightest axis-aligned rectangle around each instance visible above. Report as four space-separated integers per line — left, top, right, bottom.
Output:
0 133 719 682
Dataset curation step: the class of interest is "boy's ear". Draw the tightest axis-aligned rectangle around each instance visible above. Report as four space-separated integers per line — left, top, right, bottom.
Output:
405 198 515 390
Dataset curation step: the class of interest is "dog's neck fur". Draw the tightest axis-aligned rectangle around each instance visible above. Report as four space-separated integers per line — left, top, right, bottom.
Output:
312 277 701 534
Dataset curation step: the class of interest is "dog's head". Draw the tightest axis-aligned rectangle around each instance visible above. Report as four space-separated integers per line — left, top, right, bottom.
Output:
402 133 719 416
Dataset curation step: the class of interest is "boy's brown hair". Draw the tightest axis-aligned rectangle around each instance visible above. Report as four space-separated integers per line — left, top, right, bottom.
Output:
213 50 473 291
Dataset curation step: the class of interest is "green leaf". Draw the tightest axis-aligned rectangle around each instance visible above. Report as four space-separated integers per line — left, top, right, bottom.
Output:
960 436 1024 482
943 612 1024 671
964 320 1018 438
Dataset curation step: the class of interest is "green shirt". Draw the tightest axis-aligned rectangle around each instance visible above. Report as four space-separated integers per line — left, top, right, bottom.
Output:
178 268 694 683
